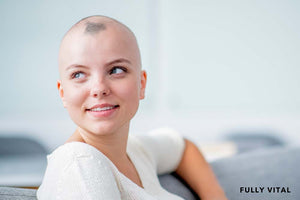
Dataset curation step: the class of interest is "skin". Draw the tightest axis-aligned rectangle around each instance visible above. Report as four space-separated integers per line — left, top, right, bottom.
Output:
58 16 146 187
176 139 228 200
57 16 227 199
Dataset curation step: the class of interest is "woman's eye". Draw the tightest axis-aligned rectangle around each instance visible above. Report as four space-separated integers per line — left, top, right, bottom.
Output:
71 72 85 79
110 67 127 75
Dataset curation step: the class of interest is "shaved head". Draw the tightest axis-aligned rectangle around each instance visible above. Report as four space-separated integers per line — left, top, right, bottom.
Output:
56 15 147 139
61 15 137 43
58 15 142 77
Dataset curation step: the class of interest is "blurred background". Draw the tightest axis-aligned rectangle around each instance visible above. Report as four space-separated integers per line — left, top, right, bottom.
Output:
0 0 300 187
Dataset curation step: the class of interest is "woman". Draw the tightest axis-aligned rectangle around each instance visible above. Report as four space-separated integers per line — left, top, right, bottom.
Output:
37 15 227 200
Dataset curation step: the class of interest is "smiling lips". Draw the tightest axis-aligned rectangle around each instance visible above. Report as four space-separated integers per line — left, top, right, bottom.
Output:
86 104 119 118
86 104 119 111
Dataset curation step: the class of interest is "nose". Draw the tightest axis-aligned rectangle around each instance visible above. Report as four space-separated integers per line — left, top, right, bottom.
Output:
90 77 110 98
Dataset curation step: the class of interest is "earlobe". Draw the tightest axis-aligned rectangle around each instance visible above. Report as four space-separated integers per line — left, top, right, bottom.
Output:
57 80 67 108
139 70 147 100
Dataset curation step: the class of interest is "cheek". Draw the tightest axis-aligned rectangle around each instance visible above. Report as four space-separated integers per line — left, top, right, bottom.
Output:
115 80 140 102
64 85 88 108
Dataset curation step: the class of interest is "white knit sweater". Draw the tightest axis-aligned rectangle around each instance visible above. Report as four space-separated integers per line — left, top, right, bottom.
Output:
37 128 186 200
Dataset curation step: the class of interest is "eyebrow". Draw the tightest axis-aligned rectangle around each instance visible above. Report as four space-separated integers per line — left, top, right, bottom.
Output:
65 58 132 71
65 64 89 71
106 58 131 66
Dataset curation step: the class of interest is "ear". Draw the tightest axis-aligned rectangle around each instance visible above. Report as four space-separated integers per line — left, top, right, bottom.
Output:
57 80 67 108
139 70 147 100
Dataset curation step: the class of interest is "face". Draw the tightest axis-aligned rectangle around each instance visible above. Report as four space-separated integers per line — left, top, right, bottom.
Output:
57 24 147 136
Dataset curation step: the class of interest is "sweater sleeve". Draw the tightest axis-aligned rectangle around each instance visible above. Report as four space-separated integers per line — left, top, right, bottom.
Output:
37 143 121 200
136 127 186 175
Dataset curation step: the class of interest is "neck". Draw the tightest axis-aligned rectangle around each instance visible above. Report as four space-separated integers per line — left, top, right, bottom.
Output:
69 123 130 166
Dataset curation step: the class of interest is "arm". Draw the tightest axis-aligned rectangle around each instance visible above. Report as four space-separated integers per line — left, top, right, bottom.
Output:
175 139 228 200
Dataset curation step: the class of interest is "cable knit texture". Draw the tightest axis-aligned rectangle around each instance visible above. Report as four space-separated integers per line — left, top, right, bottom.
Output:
37 128 186 200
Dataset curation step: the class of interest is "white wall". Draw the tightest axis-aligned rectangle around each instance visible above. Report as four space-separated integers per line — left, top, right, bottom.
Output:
160 0 300 114
152 0 300 146
1 0 300 151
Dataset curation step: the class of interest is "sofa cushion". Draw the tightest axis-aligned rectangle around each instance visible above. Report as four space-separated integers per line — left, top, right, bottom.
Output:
212 145 300 200
0 187 36 200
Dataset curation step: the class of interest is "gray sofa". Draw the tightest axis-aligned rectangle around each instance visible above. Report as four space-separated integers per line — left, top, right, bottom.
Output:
1 145 299 200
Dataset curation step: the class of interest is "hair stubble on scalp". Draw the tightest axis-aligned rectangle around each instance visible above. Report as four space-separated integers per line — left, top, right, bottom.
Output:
84 21 106 35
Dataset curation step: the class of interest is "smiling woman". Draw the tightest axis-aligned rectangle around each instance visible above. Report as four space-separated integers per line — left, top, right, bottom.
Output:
57 17 146 140
37 15 227 200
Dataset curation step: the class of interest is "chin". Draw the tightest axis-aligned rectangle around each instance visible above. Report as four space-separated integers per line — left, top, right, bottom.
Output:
86 122 122 136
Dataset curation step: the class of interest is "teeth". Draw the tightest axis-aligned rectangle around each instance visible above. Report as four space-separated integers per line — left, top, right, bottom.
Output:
90 106 114 111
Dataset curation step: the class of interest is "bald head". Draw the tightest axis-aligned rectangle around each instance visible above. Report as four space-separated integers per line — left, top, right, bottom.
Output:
56 16 147 133
58 15 142 77
65 15 133 36
61 15 137 43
